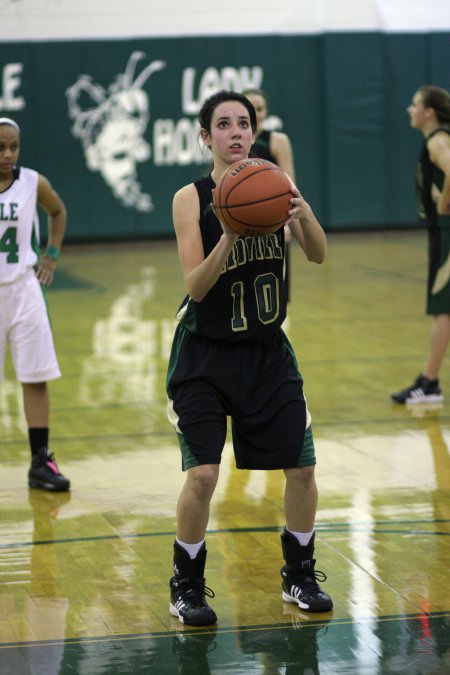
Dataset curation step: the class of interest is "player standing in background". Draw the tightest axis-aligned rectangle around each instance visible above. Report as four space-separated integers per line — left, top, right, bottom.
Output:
0 118 70 491
391 86 450 405
243 88 296 301
166 90 332 626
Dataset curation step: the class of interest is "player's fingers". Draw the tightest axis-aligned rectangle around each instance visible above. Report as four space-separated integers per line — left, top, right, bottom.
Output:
288 197 302 217
37 266 53 285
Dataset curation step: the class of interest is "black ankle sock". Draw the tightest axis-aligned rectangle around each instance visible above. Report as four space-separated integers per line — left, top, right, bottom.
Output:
28 428 49 455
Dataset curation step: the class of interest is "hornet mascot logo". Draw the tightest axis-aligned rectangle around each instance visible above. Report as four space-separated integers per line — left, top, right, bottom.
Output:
66 52 165 212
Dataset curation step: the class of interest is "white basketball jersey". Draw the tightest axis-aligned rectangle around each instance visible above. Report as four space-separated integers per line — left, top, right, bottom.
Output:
0 167 40 284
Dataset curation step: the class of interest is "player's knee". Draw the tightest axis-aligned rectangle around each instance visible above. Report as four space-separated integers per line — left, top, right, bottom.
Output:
285 464 316 488
187 464 219 500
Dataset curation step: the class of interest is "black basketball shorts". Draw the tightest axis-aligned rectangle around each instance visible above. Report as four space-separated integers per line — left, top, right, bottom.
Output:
166 325 316 471
427 220 450 315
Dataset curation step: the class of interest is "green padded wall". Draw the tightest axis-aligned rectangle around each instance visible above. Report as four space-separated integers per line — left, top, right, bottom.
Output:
1 33 449 240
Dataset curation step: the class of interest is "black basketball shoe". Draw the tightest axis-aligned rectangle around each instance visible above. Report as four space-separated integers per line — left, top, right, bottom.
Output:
169 541 217 626
391 374 443 405
281 529 333 613
28 447 70 492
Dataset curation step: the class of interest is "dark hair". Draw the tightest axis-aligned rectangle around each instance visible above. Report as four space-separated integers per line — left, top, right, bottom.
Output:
242 88 269 105
198 90 257 134
418 85 450 124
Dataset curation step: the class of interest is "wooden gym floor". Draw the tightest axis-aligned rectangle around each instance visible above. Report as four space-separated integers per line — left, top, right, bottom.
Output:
0 230 449 674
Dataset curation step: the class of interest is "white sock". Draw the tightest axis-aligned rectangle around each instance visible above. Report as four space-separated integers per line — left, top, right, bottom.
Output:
176 538 205 560
286 528 314 547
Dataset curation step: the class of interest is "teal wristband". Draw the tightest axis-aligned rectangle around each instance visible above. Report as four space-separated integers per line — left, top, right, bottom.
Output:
44 245 60 261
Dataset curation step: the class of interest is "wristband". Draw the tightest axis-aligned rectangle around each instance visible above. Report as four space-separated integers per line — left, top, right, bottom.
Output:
44 245 60 261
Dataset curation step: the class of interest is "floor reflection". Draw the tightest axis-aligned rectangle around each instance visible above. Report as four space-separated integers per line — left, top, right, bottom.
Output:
2 614 449 673
1 491 71 674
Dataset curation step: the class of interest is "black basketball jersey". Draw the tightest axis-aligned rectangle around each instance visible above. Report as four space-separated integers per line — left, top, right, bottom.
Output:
416 127 450 225
176 174 287 341
249 130 275 164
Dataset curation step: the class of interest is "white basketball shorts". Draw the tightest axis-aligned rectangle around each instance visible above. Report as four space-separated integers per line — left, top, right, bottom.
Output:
0 269 61 383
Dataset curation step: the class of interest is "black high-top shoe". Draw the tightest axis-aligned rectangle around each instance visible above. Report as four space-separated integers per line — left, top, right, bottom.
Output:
170 541 217 626
28 447 70 492
391 374 443 405
280 529 333 612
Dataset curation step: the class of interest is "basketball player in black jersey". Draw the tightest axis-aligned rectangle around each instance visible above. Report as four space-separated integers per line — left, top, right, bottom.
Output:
166 90 332 626
391 85 450 405
243 88 296 178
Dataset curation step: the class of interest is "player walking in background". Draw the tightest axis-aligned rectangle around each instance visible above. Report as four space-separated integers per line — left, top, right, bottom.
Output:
0 118 70 491
392 86 450 405
243 88 296 301
166 90 332 626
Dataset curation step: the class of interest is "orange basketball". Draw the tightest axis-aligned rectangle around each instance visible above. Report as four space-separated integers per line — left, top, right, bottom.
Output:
212 158 292 236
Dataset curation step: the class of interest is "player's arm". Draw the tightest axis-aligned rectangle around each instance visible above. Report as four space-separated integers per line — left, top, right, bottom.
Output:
285 179 326 264
36 174 67 286
272 132 296 243
173 184 238 302
429 133 450 215
271 131 296 181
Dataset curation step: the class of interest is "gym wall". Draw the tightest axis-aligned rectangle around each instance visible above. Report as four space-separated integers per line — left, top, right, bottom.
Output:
1 9 449 239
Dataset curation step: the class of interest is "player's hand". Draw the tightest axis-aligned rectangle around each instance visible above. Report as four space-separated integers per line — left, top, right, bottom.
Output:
431 183 450 214
211 200 239 240
285 188 306 225
438 197 450 215
431 183 440 203
36 256 56 286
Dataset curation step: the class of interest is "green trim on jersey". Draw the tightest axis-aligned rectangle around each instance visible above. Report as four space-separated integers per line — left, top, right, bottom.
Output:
166 323 187 397
31 218 40 261
175 300 198 334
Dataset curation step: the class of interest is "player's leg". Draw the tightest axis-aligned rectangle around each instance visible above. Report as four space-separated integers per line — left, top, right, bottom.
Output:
280 436 333 613
391 315 449 405
392 226 449 404
176 463 220 543
170 464 220 626
11 272 69 491
424 313 450 380
22 382 70 491
167 327 226 625
284 463 317 533
22 380 49 427
231 330 333 612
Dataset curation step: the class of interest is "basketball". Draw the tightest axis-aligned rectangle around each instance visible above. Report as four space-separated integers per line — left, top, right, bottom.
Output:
212 158 292 236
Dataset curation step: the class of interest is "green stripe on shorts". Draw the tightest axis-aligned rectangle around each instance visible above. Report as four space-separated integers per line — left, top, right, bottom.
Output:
177 432 199 471
297 424 316 467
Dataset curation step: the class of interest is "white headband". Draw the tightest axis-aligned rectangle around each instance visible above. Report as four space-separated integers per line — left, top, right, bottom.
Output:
0 117 20 132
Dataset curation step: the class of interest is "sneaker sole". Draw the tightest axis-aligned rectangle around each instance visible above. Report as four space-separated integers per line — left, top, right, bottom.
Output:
282 590 333 612
170 603 185 623
169 602 217 626
28 479 70 492
405 395 444 405
282 590 310 610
